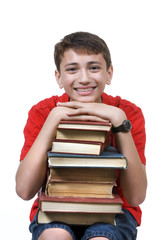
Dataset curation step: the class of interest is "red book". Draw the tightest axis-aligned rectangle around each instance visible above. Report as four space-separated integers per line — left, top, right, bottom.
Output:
58 120 112 131
39 192 123 214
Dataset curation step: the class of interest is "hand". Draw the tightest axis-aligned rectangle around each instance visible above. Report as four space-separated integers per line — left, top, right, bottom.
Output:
53 104 106 122
57 101 127 126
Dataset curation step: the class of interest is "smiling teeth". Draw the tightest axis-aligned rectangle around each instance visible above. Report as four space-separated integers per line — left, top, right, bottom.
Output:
76 88 94 92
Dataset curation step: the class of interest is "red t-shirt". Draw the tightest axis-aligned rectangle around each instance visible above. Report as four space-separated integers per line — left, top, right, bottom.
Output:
20 92 146 226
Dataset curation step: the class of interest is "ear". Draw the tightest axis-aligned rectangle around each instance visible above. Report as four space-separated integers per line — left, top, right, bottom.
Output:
55 70 64 89
106 65 113 85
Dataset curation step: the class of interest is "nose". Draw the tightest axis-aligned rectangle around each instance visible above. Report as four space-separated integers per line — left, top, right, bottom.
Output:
79 69 90 84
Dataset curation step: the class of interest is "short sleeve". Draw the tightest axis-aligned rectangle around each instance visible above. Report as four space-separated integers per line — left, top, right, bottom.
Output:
127 106 146 165
19 106 47 161
19 94 69 161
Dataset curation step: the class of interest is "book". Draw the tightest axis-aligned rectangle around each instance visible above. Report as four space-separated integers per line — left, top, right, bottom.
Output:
56 120 112 144
57 120 112 131
47 167 116 183
46 181 115 198
51 139 106 156
56 129 109 143
37 210 117 225
48 146 128 169
39 192 123 213
45 168 116 198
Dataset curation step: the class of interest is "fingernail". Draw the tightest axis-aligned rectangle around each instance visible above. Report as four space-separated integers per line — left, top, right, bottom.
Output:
57 102 61 106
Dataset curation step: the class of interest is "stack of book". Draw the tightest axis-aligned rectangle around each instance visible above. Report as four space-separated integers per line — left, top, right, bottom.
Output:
37 120 128 225
51 120 112 155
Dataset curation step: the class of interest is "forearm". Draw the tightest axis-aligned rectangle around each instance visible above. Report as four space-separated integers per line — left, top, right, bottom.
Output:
16 109 61 200
16 105 96 200
115 131 147 206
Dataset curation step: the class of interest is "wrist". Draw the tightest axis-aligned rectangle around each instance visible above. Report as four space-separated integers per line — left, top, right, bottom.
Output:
111 109 127 127
112 120 132 133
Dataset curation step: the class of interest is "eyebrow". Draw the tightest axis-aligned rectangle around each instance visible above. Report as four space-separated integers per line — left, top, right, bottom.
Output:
88 61 102 65
64 63 78 68
64 61 102 68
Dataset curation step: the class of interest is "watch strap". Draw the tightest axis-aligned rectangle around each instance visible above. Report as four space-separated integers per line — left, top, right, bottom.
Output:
112 120 132 133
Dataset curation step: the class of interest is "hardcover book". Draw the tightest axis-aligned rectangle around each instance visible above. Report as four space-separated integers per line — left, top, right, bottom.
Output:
56 129 110 143
45 168 117 198
48 146 128 169
39 192 123 213
37 210 118 225
57 120 112 131
47 167 116 183
56 120 112 147
51 139 106 155
46 181 115 198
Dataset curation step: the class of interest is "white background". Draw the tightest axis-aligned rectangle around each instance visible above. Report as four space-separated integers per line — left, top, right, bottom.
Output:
0 0 160 239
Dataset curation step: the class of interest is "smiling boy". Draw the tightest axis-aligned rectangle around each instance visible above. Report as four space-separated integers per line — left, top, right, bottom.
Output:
16 32 147 240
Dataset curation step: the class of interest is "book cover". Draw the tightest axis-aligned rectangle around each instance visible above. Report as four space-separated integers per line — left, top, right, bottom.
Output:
47 167 116 183
37 210 118 225
45 168 117 198
56 129 111 144
39 192 123 213
58 120 112 131
48 146 128 169
46 181 115 198
51 139 106 156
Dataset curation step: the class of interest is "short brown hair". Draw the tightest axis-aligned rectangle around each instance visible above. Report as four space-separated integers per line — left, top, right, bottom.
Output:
54 32 112 72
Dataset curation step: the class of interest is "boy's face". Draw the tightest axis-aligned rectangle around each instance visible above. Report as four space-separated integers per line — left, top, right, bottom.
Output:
55 49 113 103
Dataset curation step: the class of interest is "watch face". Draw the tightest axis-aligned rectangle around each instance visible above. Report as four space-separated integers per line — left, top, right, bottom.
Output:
124 120 132 131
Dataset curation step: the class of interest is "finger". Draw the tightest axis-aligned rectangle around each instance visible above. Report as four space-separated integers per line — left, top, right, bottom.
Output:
66 108 88 116
57 101 85 109
64 114 107 122
66 106 99 117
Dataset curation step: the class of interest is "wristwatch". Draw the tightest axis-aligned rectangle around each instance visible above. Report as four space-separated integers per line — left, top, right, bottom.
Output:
112 120 132 133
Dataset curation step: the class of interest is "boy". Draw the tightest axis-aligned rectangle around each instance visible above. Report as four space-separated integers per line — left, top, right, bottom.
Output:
16 32 147 240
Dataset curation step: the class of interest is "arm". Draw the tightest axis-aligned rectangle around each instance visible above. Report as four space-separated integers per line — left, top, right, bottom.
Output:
16 107 64 200
115 131 147 206
16 105 105 200
57 101 147 206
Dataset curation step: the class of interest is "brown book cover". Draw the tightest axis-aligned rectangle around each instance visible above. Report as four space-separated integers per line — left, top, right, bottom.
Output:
46 168 117 198
37 210 118 225
56 129 111 144
48 168 116 183
46 181 115 198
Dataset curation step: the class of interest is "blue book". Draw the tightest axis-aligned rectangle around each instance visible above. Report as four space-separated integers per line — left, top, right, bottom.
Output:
48 146 128 169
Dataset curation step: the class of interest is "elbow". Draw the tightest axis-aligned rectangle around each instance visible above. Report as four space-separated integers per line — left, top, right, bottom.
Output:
16 183 34 201
125 187 147 207
123 176 148 207
127 194 146 207
15 168 36 201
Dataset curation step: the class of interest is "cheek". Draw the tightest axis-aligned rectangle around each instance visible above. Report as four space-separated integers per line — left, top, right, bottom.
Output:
97 78 107 89
62 82 74 94
63 80 72 89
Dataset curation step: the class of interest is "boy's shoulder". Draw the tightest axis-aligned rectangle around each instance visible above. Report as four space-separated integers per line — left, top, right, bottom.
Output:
102 92 143 120
102 92 141 110
30 93 69 112
27 93 69 122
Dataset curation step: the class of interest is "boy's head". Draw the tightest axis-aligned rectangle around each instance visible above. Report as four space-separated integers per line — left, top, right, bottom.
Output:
54 32 112 73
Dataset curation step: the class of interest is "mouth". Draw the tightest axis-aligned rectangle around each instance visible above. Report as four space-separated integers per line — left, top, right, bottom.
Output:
74 87 97 92
73 86 97 96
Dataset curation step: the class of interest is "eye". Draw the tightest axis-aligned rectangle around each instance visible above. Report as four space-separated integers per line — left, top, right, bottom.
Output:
66 67 78 73
90 65 100 71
